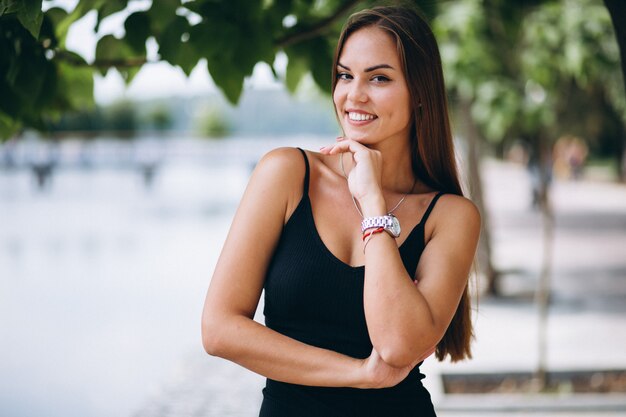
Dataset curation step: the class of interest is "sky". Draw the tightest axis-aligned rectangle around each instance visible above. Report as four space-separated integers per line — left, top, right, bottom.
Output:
50 0 285 104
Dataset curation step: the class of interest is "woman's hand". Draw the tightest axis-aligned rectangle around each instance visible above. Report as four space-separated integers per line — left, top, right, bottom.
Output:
320 137 385 216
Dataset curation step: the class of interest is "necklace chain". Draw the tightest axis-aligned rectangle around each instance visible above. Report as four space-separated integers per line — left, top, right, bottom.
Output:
339 152 415 219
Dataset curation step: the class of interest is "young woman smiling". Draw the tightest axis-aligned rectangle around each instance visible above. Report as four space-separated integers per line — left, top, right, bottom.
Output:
201 5 480 416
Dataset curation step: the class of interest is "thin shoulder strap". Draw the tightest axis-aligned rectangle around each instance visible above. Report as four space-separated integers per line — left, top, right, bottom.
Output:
296 147 310 195
420 191 445 225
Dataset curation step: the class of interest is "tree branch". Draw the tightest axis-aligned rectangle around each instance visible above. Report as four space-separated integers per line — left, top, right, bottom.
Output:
275 0 361 48
54 49 150 69
52 1 362 69
604 0 626 181
604 0 626 99
53 1 363 70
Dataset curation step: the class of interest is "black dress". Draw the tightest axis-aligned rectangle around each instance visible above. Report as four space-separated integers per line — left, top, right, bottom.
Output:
260 148 443 417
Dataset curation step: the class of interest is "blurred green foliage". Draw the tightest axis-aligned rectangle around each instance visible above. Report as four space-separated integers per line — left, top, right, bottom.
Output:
146 104 173 132
1 0 624 167
1 0 370 139
1 2 95 139
45 99 138 137
435 0 624 156
194 103 231 138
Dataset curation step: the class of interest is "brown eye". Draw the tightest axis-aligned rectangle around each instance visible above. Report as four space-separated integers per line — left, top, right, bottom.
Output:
371 75 390 83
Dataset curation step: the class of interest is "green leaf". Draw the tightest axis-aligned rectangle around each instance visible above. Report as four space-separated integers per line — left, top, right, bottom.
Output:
188 19 236 61
306 38 333 93
0 110 21 140
5 47 22 86
10 43 49 109
37 8 63 50
0 0 20 16
56 60 94 109
32 57 57 110
95 34 122 60
0 84 21 118
124 11 151 54
156 15 199 75
54 0 105 45
285 54 307 93
95 34 141 75
43 7 67 30
235 19 276 69
158 15 189 62
95 0 127 32
206 57 245 104
264 0 294 18
176 42 200 76
16 0 43 39
147 0 180 33
118 66 140 85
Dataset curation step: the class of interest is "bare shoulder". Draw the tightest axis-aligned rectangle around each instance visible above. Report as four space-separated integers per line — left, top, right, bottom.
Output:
252 147 306 186
251 147 307 220
256 147 305 173
436 194 480 221
431 194 481 237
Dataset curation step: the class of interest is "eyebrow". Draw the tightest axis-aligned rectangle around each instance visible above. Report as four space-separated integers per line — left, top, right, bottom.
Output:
337 62 395 72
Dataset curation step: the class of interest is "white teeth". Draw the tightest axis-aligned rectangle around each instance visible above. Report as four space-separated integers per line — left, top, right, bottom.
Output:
348 112 375 121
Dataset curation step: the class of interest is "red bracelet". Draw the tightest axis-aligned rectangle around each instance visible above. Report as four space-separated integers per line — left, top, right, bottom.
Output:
362 227 385 241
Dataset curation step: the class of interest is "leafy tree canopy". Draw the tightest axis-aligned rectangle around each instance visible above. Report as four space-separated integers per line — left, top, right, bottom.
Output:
1 0 386 140
435 0 623 146
1 0 624 148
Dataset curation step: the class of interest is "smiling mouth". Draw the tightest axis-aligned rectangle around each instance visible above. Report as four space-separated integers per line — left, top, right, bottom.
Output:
347 112 377 122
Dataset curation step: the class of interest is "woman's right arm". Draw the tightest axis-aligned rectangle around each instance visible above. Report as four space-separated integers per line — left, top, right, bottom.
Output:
201 147 417 389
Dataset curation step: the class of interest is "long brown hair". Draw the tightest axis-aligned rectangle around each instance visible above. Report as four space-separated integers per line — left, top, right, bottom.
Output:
332 4 473 362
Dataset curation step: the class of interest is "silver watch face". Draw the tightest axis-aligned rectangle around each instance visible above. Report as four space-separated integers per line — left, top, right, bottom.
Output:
389 215 401 237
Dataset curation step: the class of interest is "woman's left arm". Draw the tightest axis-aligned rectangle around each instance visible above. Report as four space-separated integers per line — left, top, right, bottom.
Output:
362 195 480 368
323 139 480 368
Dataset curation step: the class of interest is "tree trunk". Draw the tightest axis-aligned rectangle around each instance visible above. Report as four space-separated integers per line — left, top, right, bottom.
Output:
604 0 626 181
533 137 555 391
459 99 499 295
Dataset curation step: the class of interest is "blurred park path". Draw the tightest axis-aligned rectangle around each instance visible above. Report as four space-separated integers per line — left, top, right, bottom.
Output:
133 159 626 417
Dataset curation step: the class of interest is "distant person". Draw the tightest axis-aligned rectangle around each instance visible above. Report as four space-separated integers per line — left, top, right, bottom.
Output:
567 136 588 180
201 5 480 416
527 143 553 209
30 141 58 190
553 135 588 180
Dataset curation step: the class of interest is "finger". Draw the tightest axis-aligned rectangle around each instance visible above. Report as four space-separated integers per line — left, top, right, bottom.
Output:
327 139 369 155
320 137 351 154
319 143 346 154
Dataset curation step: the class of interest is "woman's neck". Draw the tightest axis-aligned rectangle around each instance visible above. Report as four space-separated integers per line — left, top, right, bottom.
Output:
371 139 416 194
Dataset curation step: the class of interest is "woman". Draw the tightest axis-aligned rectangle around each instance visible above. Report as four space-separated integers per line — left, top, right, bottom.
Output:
201 5 480 416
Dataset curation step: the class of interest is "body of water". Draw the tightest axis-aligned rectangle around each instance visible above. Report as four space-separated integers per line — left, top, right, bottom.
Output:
0 136 327 417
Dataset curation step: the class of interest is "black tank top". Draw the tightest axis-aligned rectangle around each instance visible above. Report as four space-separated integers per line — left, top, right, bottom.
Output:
261 148 443 417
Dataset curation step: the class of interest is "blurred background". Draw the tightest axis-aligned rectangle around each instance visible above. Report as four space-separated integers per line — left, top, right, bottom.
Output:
1 0 625 416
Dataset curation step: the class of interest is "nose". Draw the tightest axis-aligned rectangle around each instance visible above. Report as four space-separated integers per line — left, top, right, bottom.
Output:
347 79 368 103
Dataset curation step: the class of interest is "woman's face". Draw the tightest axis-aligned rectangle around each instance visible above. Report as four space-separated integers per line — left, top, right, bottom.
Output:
333 26 412 147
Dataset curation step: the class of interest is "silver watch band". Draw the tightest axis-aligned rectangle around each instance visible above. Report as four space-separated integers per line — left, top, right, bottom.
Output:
361 215 395 233
361 214 401 238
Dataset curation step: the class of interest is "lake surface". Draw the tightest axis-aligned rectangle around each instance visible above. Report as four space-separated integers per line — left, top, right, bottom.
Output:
0 136 326 417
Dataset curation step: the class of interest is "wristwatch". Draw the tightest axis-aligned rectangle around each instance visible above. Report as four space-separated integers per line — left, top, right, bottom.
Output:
361 214 401 238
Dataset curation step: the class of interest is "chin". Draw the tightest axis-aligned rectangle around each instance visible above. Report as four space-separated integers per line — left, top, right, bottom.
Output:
343 130 374 144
